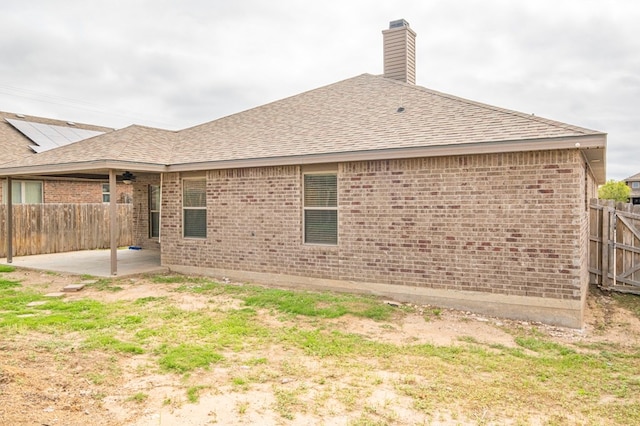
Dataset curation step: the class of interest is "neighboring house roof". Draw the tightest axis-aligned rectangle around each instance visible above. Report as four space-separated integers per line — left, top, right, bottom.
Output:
0 111 114 164
624 172 640 198
624 172 640 182
0 74 607 181
6 118 106 153
0 125 176 172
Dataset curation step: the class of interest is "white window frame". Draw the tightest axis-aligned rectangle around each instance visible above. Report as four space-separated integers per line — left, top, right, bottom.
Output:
303 171 338 245
183 177 207 239
4 180 43 204
102 183 110 203
149 184 160 238
632 182 640 189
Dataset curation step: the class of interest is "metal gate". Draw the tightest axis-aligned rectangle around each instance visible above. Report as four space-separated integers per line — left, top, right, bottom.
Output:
590 200 640 294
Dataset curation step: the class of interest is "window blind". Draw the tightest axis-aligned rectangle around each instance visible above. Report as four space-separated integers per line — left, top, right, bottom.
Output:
183 179 206 238
183 179 206 207
304 173 337 244
304 174 337 207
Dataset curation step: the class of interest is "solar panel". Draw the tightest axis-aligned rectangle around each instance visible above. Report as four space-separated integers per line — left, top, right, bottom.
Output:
6 118 105 153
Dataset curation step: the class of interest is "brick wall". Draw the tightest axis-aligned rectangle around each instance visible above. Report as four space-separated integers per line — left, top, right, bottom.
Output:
579 162 599 317
159 167 339 276
43 180 104 203
131 173 160 249
159 172 182 259
0 179 132 204
158 149 587 304
44 180 132 204
339 151 585 300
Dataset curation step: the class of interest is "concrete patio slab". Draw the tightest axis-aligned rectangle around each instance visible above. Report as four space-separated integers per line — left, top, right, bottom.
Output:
0 248 166 278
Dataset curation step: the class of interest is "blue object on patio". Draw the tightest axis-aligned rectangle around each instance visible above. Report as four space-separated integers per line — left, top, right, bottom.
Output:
129 246 142 250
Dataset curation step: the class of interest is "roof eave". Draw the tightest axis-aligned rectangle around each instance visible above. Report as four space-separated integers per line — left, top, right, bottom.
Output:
0 160 167 177
168 134 607 182
0 134 606 183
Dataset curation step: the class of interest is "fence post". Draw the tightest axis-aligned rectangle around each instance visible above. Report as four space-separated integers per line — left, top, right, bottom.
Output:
590 199 603 286
109 170 118 275
612 209 617 288
601 203 611 289
6 177 12 263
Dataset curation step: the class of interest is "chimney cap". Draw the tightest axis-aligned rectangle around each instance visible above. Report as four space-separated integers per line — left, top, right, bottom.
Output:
389 19 410 29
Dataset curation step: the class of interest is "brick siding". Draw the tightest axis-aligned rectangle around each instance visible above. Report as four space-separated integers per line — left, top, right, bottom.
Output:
0 179 132 204
132 173 160 249
155 149 590 303
44 180 131 203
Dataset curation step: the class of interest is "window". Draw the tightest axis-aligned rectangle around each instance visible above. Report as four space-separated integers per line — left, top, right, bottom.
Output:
149 185 160 238
632 182 640 189
102 183 110 203
303 173 337 244
183 178 206 238
3 180 43 204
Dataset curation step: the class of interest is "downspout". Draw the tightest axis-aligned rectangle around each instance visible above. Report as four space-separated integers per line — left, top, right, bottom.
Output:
6 177 12 263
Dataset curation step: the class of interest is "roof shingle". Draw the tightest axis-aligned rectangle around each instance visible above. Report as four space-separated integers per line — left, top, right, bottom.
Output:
0 74 605 172
0 110 114 164
173 74 601 165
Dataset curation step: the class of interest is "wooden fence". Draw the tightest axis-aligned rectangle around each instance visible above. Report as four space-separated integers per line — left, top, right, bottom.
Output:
590 199 640 294
0 203 133 258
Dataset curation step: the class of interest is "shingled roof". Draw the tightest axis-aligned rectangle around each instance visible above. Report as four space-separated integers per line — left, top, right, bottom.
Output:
0 110 114 164
0 124 176 171
624 172 640 182
174 73 604 165
0 74 606 180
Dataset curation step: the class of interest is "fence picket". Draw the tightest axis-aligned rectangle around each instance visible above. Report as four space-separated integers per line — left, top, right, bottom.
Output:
591 199 640 294
0 204 133 257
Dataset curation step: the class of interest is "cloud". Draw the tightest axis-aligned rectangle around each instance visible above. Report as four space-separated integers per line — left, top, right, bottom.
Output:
0 0 638 179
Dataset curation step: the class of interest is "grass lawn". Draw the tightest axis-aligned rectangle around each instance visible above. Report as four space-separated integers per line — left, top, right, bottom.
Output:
1 266 639 425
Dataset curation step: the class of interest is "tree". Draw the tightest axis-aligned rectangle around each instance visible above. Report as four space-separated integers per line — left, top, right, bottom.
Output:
598 180 630 202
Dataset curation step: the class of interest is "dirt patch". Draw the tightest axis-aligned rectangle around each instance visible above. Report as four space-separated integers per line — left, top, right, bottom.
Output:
1 269 639 425
580 289 640 348
0 336 120 426
327 309 520 347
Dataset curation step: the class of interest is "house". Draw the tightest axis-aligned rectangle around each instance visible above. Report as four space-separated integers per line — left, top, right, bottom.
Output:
0 20 606 328
624 173 640 204
0 111 131 203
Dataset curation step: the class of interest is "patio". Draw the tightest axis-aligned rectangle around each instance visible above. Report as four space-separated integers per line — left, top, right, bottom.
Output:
0 248 166 278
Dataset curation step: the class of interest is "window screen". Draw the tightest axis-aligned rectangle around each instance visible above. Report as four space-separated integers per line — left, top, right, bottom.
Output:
183 179 206 238
303 174 337 244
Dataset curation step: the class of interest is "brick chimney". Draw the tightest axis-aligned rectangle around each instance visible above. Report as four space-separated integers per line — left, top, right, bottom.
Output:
382 19 417 84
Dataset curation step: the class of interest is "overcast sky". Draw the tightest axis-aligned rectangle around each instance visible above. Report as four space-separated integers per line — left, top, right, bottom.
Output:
0 0 638 180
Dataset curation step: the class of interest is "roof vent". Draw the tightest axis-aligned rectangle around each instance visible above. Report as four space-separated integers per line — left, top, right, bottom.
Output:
67 121 76 126
15 114 25 118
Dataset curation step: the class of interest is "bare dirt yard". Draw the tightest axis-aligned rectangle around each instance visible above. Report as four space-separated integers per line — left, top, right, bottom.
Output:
1 268 639 425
